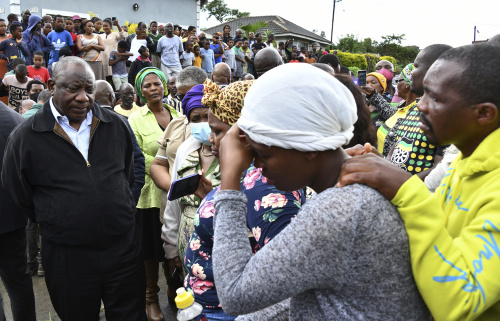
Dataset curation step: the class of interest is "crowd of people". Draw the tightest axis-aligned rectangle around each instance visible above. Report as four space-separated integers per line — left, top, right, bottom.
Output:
0 8 500 321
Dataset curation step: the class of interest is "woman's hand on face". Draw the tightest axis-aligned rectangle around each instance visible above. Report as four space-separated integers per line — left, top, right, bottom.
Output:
360 85 375 96
219 124 254 190
194 170 214 200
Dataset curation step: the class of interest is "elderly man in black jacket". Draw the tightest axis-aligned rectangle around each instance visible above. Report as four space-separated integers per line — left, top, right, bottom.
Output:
2 56 147 320
0 103 36 321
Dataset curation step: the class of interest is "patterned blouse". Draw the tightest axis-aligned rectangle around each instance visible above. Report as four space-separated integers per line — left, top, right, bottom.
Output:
78 34 102 62
184 165 305 309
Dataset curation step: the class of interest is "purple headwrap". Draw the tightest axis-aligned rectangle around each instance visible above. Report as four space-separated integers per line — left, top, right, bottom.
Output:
182 84 206 119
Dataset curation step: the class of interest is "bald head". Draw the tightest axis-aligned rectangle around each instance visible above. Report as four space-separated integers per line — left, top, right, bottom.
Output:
212 63 231 85
254 47 284 77
95 80 116 107
488 34 500 46
311 63 335 76
20 99 35 115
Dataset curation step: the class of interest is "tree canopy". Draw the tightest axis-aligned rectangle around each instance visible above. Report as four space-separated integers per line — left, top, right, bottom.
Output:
202 0 250 23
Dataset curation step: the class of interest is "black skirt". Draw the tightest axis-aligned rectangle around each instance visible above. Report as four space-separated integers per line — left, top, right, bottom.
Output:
138 208 166 262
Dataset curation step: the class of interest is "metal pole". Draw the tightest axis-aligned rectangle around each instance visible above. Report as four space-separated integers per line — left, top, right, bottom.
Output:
330 0 336 42
474 26 476 42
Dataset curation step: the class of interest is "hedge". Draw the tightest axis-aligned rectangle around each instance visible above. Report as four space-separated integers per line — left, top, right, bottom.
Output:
329 50 397 72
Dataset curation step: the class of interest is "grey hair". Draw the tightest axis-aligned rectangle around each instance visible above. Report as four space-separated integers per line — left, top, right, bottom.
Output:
52 56 95 83
176 66 208 88
37 89 52 103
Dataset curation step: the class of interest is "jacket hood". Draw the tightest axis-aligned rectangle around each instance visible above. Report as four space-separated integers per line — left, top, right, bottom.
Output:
26 15 42 33
456 127 500 177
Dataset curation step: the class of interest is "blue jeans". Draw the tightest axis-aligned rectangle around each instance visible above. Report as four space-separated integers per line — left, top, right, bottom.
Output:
203 308 236 321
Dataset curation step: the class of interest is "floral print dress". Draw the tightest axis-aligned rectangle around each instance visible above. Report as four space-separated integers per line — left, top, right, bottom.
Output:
177 149 220 273
184 164 305 310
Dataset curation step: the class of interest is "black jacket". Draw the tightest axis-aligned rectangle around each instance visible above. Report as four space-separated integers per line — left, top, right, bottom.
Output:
98 104 145 203
0 103 26 234
2 101 136 247
128 58 153 86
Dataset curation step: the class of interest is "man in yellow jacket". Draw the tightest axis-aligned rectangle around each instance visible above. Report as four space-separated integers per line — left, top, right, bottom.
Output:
337 43 500 320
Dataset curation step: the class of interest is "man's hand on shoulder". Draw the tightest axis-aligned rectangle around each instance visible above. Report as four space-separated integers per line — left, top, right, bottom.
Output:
337 153 412 200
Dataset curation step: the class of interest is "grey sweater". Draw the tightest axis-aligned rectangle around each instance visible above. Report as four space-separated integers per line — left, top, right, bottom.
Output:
213 184 430 320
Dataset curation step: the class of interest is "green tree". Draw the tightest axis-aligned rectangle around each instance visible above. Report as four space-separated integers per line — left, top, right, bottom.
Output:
202 0 250 23
239 21 269 38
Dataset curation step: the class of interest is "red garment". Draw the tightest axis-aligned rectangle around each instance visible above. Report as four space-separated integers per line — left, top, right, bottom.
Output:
27 65 50 83
70 32 78 56
289 60 300 63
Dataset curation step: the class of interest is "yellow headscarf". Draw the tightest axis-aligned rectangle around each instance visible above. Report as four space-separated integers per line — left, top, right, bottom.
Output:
367 72 387 93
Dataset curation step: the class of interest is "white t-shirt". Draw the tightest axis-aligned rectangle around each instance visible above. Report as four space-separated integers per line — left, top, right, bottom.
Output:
129 38 147 62
2 75 33 109
224 47 236 70
157 35 183 67
180 51 195 68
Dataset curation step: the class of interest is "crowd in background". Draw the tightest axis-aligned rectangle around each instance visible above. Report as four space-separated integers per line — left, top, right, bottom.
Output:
1 7 500 321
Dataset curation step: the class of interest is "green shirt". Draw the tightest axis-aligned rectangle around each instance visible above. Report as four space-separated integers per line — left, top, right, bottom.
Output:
22 103 43 119
128 104 180 209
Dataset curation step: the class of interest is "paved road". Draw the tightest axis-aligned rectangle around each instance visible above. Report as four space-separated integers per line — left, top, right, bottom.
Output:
1 272 177 320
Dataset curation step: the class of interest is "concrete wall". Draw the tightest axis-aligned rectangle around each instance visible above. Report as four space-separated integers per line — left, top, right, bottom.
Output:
0 0 198 28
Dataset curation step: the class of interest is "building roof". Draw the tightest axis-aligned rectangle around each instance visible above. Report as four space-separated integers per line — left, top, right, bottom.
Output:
202 15 331 45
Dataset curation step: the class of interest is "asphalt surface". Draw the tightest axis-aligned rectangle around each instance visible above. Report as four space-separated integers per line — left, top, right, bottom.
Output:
0 272 177 320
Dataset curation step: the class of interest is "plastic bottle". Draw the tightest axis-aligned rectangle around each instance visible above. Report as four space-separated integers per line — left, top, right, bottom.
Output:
175 287 207 321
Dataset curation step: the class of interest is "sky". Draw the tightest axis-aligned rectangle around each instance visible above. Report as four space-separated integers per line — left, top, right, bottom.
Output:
200 0 500 48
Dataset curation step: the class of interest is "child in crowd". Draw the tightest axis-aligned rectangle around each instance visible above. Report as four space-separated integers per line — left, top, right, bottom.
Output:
128 45 152 86
223 38 236 73
304 50 317 64
0 64 33 110
200 39 215 78
180 41 195 69
193 45 202 68
109 40 132 91
0 24 30 71
241 40 252 73
289 52 299 63
298 56 305 63
233 39 245 80
4 58 26 77
27 51 50 84
50 46 73 71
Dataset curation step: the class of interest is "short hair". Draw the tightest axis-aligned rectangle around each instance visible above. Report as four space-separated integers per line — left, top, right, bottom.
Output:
15 64 27 73
150 21 158 26
298 56 304 62
11 58 25 67
311 63 335 75
419 44 453 67
300 47 306 50
188 25 196 31
278 41 284 46
118 40 128 49
7 13 18 22
54 15 63 21
268 34 274 38
138 45 148 55
9 23 21 34
65 18 73 23
438 44 500 107
58 46 73 58
0 19 4 23
37 89 52 103
319 54 341 68
27 79 44 93
33 51 44 57
53 56 94 83
255 33 261 38
176 66 208 88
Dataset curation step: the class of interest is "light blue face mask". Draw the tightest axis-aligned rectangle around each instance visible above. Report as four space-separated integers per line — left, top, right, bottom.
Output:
190 122 212 146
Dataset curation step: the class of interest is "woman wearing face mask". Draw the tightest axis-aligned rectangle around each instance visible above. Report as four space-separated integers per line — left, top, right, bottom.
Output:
128 67 180 321
180 78 305 321
360 71 397 128
162 84 219 278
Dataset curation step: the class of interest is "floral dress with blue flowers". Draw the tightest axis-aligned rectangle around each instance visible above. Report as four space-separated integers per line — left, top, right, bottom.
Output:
184 164 305 310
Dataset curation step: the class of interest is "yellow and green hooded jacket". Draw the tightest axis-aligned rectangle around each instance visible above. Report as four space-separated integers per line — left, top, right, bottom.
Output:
391 127 500 321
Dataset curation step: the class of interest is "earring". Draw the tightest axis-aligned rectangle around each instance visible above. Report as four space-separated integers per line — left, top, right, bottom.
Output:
406 85 409 89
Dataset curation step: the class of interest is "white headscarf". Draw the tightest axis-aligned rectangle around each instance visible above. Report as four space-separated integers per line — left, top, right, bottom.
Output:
238 63 358 152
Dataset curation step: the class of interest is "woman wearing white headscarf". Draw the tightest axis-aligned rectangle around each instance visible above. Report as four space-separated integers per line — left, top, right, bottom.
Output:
211 64 430 320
